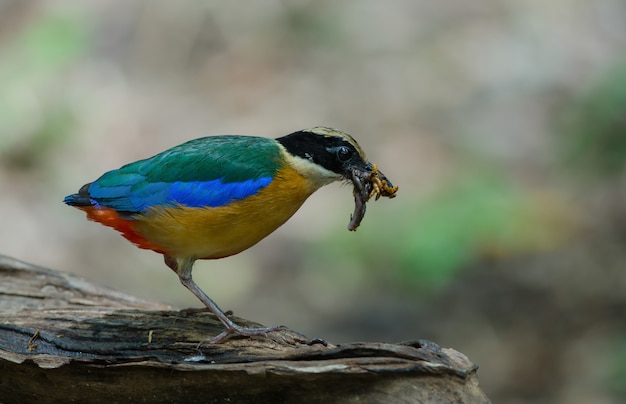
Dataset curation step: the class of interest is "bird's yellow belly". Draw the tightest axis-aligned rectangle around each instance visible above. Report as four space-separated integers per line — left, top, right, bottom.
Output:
131 165 317 259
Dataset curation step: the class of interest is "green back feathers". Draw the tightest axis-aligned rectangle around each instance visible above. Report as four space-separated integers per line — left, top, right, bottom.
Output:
99 136 282 187
79 136 284 212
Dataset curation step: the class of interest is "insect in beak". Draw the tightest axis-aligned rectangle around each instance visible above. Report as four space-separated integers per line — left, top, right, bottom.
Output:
348 163 398 231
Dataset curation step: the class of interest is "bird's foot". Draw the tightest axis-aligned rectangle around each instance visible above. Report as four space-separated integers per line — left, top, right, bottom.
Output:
180 307 234 316
198 323 285 346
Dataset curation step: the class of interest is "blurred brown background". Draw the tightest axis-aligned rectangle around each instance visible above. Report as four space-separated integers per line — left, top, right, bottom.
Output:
1 1 625 402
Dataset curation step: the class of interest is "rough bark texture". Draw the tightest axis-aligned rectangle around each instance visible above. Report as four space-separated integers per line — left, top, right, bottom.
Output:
0 255 490 403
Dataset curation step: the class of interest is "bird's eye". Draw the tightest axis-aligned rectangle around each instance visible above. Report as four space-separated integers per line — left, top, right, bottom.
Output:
336 146 353 162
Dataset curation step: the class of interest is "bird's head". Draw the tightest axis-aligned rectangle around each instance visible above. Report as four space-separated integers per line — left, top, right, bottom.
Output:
277 126 392 189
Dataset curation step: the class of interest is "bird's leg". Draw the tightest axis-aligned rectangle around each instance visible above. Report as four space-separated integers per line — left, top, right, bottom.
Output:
165 256 283 344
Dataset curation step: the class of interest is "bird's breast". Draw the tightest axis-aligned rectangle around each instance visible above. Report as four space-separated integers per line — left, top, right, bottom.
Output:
131 164 318 259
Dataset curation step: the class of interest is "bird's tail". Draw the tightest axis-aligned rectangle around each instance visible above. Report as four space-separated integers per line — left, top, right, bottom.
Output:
64 184 164 253
63 183 94 207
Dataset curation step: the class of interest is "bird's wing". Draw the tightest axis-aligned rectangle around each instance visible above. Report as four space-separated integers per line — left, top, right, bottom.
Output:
84 136 282 213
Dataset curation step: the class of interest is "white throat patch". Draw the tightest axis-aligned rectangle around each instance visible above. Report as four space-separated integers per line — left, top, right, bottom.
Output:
278 145 342 189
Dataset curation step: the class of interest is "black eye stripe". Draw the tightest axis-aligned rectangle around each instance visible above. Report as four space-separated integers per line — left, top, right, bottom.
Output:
277 130 365 175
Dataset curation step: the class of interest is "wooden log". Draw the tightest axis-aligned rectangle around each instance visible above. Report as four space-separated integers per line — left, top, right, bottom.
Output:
0 255 490 403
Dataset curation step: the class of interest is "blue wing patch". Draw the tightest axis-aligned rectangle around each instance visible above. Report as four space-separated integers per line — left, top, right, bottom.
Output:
88 177 272 213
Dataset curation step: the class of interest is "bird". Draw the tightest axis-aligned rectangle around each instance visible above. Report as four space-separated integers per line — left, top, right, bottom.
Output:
64 126 396 343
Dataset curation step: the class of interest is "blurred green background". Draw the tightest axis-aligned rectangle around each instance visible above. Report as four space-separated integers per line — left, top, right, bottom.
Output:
1 1 625 402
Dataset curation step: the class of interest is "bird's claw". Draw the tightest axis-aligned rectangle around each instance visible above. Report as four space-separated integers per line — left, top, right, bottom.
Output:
197 324 286 347
196 325 327 347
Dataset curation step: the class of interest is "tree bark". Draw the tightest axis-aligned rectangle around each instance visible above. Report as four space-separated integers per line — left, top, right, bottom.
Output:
0 254 490 403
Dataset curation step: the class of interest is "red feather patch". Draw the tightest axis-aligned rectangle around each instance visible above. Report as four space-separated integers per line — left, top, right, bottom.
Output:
78 206 165 254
